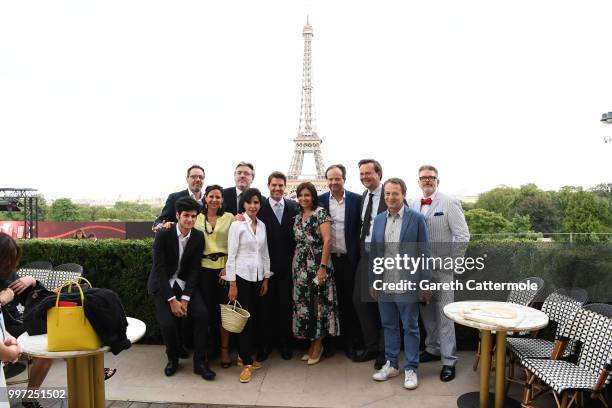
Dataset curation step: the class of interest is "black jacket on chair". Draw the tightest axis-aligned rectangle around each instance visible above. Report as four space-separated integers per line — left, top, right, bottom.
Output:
147 226 204 301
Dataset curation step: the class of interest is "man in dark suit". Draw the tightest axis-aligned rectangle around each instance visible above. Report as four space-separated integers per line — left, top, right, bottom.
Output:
319 164 362 359
352 158 387 369
147 196 215 380
222 161 255 215
153 165 205 230
256 171 297 360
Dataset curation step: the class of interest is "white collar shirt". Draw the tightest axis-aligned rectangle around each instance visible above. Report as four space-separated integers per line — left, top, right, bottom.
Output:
225 216 273 282
329 192 347 254
362 183 383 243
188 188 203 206
169 224 191 301
420 189 438 215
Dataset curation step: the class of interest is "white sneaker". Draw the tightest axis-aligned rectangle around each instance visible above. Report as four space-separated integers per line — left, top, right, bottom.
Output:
404 369 418 389
372 361 400 381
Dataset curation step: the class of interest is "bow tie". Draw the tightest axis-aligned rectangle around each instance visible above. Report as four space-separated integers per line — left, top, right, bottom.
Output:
421 197 433 205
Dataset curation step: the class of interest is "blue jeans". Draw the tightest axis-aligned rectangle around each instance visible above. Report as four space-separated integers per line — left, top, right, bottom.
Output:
378 300 420 371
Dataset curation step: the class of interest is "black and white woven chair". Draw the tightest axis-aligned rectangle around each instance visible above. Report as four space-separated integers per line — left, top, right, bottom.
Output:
472 276 546 371
584 303 612 318
16 261 53 287
505 288 588 391
50 263 84 290
521 307 612 408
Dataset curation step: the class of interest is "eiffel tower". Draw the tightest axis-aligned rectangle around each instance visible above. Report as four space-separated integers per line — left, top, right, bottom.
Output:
286 18 327 199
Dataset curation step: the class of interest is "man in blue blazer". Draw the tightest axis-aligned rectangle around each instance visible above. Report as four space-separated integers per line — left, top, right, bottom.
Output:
370 178 430 390
319 164 362 359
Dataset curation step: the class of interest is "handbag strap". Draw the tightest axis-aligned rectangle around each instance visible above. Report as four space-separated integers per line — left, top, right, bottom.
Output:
226 300 243 311
53 281 87 326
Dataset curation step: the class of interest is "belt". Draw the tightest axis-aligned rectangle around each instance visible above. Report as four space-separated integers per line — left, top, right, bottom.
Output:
202 252 227 261
331 253 347 257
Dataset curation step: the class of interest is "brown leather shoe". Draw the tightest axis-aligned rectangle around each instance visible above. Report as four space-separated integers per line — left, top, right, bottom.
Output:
239 365 253 383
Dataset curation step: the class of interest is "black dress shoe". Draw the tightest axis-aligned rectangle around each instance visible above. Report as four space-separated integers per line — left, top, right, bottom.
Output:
419 350 441 363
374 352 386 370
280 343 293 360
352 349 378 363
194 362 216 381
344 344 356 360
256 345 271 362
440 365 455 382
164 360 179 376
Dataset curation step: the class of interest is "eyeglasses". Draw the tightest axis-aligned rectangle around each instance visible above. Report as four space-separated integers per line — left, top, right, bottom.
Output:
189 175 204 180
419 176 437 182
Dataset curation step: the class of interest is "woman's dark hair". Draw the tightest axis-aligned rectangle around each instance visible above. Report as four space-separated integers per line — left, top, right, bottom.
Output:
204 184 225 216
295 182 319 211
175 196 200 214
0 233 22 280
239 188 263 212
73 229 85 239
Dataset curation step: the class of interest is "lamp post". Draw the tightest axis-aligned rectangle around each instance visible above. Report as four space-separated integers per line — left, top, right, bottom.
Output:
601 112 612 143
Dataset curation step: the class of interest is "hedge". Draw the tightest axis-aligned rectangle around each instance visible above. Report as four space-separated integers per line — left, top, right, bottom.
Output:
17 239 611 347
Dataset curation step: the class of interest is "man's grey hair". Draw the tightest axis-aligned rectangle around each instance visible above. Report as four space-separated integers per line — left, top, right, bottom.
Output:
418 164 438 177
384 177 407 195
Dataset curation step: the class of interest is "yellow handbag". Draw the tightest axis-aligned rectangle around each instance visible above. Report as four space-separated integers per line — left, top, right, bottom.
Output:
47 277 102 352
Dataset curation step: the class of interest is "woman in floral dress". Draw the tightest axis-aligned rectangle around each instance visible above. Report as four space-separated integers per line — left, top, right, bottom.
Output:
292 182 339 365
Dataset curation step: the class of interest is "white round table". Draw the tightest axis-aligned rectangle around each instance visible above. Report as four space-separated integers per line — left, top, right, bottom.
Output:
18 317 146 408
444 301 548 408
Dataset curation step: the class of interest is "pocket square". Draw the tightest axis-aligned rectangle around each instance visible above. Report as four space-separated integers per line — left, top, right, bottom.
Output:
434 212 444 216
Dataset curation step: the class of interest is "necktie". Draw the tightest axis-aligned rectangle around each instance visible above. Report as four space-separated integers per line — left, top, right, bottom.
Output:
421 197 433 205
274 202 283 223
237 192 242 213
360 193 374 242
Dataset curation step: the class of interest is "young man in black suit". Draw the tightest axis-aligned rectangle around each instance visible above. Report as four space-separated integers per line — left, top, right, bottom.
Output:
222 161 255 215
153 165 205 231
256 171 297 360
147 196 215 380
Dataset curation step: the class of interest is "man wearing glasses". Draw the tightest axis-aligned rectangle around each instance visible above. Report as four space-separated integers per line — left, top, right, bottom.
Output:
223 162 255 215
154 165 205 231
411 165 470 382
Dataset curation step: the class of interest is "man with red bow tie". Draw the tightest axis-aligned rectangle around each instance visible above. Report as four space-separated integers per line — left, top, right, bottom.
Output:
411 165 470 382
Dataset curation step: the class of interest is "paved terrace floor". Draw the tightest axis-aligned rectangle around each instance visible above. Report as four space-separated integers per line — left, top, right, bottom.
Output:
15 345 559 407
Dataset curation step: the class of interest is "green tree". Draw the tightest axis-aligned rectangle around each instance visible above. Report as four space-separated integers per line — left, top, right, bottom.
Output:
465 209 510 238
589 183 612 203
474 186 520 219
562 191 610 241
514 185 560 233
48 198 80 221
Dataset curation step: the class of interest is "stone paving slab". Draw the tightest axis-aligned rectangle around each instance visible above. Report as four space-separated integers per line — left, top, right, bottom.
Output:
12 344 557 407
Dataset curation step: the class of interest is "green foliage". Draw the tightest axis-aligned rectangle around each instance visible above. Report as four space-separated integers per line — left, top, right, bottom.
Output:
563 191 610 242
514 186 560 233
474 186 520 219
465 208 510 236
48 198 80 221
18 239 158 340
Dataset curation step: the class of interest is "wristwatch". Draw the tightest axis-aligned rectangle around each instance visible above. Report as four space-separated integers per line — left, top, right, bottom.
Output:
319 264 328 270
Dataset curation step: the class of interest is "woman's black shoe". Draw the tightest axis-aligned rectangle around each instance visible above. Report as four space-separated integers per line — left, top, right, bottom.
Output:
164 359 179 376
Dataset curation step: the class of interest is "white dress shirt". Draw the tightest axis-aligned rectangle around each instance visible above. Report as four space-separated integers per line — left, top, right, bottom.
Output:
225 216 273 282
168 224 191 302
329 192 347 254
188 188 203 207
419 189 438 215
361 183 383 243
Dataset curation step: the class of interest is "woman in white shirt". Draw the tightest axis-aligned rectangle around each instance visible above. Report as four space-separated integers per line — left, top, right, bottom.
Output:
225 188 271 383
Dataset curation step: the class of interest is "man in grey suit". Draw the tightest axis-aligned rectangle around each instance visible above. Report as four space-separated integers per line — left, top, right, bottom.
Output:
412 165 470 382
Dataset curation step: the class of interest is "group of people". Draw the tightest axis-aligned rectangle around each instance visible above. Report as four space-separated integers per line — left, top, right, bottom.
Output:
148 160 470 390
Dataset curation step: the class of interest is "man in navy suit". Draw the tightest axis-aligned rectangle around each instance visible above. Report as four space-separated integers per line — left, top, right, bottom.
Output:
256 171 297 360
370 178 430 390
153 165 205 230
319 164 362 359
222 162 255 215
